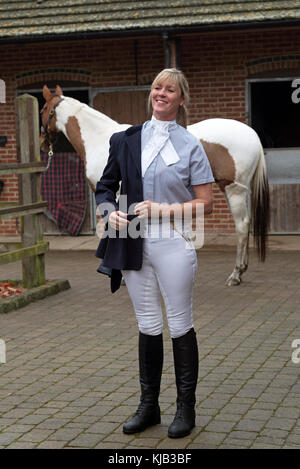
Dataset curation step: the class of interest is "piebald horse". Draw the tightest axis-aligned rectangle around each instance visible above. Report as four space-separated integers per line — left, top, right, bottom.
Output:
40 85 269 286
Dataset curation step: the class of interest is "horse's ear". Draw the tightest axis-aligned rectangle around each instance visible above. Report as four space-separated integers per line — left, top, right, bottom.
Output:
43 85 52 102
55 85 63 96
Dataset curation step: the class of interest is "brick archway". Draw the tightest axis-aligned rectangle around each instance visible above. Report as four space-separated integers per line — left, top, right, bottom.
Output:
245 55 300 77
16 69 91 89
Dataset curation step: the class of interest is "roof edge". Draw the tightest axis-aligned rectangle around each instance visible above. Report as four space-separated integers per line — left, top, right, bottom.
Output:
1 18 300 45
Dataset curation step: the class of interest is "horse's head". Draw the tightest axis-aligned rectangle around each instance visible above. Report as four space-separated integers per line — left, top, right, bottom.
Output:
40 84 64 152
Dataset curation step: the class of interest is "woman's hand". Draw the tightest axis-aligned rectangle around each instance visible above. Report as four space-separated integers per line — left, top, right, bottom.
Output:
134 201 161 219
133 185 213 222
108 210 130 230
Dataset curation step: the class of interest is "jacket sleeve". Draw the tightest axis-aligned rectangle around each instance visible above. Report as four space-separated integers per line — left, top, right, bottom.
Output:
95 133 121 218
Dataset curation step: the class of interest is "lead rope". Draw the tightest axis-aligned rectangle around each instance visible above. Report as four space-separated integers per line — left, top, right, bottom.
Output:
45 144 53 171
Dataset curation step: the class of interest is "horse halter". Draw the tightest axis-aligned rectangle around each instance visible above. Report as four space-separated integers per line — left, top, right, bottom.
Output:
41 94 64 168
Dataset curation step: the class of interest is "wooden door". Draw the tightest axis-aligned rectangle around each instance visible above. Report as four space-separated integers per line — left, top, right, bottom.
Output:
93 89 150 126
250 79 300 234
269 184 300 233
265 148 300 233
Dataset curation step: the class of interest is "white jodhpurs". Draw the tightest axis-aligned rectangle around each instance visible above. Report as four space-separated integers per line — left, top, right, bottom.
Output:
122 235 198 339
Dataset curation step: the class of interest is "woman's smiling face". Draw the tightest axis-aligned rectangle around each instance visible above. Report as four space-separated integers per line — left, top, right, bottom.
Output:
151 79 184 121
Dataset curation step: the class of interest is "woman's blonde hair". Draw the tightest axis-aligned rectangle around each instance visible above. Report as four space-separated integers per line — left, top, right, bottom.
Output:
147 68 190 128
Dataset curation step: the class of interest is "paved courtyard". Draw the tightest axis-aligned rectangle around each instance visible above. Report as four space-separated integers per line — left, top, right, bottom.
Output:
1 245 300 449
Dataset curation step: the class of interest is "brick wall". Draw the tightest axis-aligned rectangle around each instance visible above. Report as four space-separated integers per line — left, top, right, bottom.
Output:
1 26 300 236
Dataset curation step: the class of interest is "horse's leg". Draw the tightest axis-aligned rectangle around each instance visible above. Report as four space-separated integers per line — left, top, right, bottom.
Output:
223 182 250 286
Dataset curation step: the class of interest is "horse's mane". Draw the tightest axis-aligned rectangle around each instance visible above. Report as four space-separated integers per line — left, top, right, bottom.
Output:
62 96 119 126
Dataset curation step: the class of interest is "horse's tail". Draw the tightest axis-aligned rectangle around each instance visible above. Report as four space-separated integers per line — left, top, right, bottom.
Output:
251 143 270 262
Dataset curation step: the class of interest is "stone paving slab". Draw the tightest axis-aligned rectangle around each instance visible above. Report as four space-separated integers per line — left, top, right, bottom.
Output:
0 248 300 449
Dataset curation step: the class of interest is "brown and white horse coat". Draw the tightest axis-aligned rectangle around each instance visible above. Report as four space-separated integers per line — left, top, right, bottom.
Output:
41 85 269 286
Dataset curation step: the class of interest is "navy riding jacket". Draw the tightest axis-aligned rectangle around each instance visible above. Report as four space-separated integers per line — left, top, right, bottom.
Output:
95 125 144 292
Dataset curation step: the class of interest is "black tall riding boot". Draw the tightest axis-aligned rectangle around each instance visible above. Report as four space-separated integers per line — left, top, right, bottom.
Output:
168 328 199 438
123 331 163 434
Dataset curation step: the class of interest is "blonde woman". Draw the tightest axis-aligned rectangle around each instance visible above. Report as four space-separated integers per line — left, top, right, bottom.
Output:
95 68 214 438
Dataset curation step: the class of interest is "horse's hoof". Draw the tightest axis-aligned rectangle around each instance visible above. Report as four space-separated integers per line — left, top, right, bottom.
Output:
225 277 241 286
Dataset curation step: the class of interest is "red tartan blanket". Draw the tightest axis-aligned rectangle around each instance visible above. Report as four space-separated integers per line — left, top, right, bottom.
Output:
41 152 87 236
